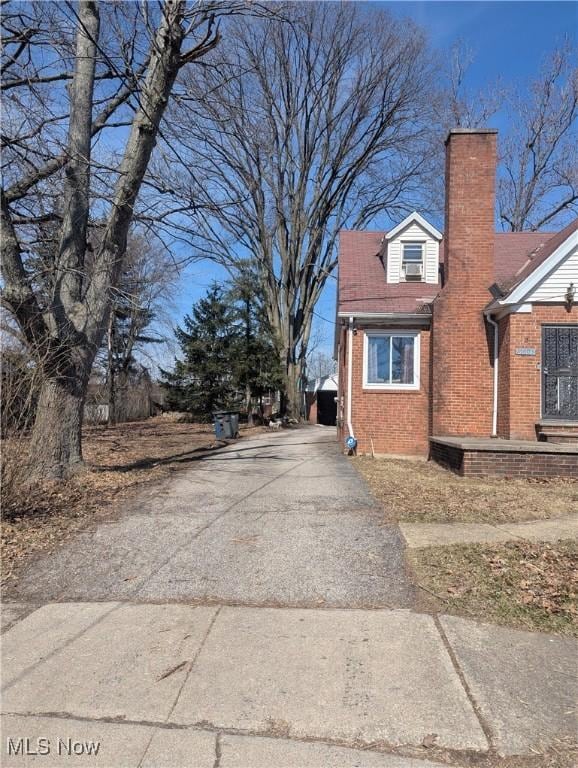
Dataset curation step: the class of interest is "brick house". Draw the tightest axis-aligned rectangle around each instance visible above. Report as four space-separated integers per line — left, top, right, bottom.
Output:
336 129 578 477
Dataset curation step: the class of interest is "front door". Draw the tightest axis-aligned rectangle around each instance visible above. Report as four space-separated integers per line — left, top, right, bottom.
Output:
542 325 578 420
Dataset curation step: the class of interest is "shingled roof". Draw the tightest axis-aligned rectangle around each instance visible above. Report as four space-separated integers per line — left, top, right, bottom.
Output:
496 218 578 296
337 228 558 315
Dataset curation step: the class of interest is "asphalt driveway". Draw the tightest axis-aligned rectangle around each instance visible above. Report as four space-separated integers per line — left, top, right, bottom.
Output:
3 427 576 767
8 426 417 608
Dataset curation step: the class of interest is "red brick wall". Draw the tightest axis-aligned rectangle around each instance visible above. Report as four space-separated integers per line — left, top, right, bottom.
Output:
430 441 578 479
343 326 431 455
497 304 578 440
305 392 318 424
432 130 497 437
496 314 511 437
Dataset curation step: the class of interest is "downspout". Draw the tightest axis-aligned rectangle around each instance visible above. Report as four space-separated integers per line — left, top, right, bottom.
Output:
346 316 356 444
486 313 499 437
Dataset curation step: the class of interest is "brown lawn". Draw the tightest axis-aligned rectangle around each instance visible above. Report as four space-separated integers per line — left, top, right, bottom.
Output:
410 540 578 637
352 455 578 524
352 455 578 636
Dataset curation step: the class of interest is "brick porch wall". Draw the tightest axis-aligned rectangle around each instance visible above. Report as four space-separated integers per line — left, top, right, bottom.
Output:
430 441 578 479
497 304 578 440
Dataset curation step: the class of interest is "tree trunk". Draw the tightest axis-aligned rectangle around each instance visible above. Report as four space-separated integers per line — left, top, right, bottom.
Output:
28 366 90 480
107 312 116 426
245 382 253 427
284 359 303 420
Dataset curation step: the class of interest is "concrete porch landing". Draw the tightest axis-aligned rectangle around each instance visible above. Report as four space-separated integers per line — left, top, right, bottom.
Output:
430 436 578 478
431 436 578 453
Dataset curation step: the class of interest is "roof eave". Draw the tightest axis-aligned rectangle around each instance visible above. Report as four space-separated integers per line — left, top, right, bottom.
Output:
337 311 432 326
384 211 442 242
494 228 578 307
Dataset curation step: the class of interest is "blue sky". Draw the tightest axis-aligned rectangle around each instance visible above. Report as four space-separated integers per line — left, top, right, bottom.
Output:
168 0 576 362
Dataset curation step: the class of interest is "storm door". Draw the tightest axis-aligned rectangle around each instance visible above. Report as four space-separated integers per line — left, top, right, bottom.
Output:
542 325 578 420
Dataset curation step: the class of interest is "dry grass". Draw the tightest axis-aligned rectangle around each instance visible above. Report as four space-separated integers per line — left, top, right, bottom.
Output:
1 416 265 587
410 540 578 636
352 455 578 524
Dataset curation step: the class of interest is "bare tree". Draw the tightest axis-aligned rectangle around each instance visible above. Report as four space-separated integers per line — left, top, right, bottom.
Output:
100 232 178 425
432 40 578 231
498 44 578 231
423 40 506 217
162 3 433 418
439 40 505 131
306 351 336 382
1 1 227 479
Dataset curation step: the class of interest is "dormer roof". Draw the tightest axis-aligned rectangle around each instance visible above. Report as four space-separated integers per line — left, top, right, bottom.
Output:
384 211 442 242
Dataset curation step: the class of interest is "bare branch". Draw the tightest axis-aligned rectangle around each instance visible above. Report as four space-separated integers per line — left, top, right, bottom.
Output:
164 3 433 415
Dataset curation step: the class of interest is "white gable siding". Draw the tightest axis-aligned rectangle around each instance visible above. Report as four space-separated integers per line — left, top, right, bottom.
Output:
386 221 439 284
386 238 402 282
425 239 439 283
527 246 578 302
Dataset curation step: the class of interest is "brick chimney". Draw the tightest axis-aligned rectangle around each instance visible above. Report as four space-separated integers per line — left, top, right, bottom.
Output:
431 129 497 437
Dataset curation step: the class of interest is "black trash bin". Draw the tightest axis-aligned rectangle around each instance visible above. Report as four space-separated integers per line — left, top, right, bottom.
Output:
212 410 240 439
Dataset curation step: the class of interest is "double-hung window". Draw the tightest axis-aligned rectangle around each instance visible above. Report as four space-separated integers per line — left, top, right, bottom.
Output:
363 332 420 390
402 242 424 280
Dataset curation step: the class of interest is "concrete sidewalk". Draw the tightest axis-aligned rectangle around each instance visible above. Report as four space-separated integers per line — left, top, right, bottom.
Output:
400 513 578 548
2 428 577 767
1 602 576 767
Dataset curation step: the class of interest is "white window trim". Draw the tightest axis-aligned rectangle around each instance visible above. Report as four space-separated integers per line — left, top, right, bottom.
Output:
362 330 421 391
401 240 425 258
401 240 426 282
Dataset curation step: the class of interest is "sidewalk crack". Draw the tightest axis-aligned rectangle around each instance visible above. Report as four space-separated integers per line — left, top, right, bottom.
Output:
213 732 222 768
433 614 496 754
165 605 222 723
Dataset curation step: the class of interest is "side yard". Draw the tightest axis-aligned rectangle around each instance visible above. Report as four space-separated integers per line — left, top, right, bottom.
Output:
353 456 578 636
353 455 578 524
2 416 264 587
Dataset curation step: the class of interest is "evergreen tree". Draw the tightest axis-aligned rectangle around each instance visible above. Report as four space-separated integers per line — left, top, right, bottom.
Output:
160 281 282 421
228 274 283 424
160 285 241 419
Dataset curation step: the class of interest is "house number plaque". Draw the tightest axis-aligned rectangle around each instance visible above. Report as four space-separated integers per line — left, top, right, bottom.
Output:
515 347 536 356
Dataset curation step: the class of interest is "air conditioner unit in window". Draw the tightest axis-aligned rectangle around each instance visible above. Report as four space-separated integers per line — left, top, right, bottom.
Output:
404 263 423 279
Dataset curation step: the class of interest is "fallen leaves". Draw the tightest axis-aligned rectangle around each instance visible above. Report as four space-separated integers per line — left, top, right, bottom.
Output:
481 541 578 619
421 733 439 749
352 455 578 525
410 540 578 636
1 417 265 589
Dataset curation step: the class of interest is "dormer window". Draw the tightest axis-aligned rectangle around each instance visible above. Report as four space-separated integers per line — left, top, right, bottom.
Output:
384 212 441 285
402 242 424 280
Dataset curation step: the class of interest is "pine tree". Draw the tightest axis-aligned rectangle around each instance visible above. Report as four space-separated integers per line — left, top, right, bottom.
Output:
228 274 283 425
160 281 283 421
159 285 241 420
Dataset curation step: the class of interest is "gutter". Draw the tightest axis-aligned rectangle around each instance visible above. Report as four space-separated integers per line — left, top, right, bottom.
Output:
337 311 431 322
485 312 499 437
346 316 356 446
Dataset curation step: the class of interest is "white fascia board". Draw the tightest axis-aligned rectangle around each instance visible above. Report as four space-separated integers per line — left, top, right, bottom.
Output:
497 229 578 307
486 302 533 321
385 211 443 242
337 311 431 325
